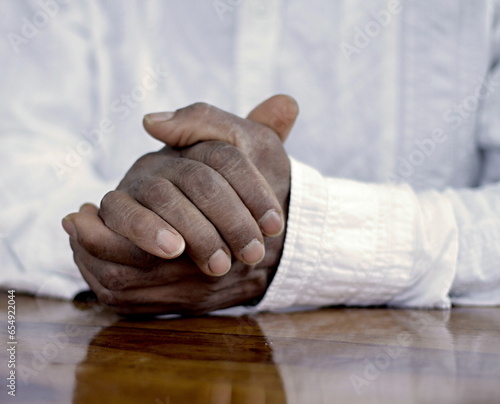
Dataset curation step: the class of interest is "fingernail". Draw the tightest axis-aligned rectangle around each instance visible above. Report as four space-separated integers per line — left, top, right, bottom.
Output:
144 111 175 124
259 209 284 237
241 239 265 265
62 216 77 239
208 249 231 276
156 229 185 257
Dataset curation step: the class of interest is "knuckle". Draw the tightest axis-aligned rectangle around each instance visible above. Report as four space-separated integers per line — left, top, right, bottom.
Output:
99 267 126 291
249 129 285 166
107 278 128 292
254 123 276 141
134 152 157 168
251 177 275 202
260 124 276 139
205 142 244 171
127 211 153 242
187 102 213 118
99 191 113 213
192 165 219 191
252 125 279 153
99 190 121 218
117 155 159 193
96 288 121 306
102 192 154 242
190 142 280 215
143 180 171 207
176 162 221 201
142 179 185 215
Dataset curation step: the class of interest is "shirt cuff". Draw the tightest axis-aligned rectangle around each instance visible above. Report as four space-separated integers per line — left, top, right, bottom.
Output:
256 158 457 312
255 157 328 311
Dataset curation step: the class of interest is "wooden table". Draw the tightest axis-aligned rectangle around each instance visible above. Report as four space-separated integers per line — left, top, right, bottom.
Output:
1 293 499 403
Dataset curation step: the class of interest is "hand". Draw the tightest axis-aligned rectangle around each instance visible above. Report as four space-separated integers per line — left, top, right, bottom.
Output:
96 95 298 276
67 204 275 315
63 95 299 315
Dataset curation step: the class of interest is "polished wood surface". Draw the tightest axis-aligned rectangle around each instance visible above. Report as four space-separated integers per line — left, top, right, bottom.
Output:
1 293 500 403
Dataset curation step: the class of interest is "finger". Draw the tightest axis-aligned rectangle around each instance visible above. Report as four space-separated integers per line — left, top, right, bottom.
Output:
63 210 157 267
182 141 284 237
99 190 185 260
132 161 266 271
101 185 234 276
63 204 157 267
103 272 267 316
142 95 298 150
72 247 113 303
79 202 99 214
70 245 194 312
246 94 299 143
143 102 246 149
74 259 267 316
72 251 173 315
69 239 201 290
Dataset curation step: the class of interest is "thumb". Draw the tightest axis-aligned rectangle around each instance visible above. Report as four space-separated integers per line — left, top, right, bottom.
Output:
143 95 299 149
246 94 299 143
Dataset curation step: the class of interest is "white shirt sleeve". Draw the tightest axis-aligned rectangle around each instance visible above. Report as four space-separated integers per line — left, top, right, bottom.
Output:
256 157 500 311
0 2 114 298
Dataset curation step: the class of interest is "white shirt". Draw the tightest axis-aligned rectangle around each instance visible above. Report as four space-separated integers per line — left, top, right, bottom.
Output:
1 0 499 309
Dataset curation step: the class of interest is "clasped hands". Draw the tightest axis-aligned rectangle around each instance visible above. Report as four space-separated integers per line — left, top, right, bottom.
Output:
62 95 298 316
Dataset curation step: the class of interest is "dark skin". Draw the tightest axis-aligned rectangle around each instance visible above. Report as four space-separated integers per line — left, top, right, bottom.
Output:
62 95 299 316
